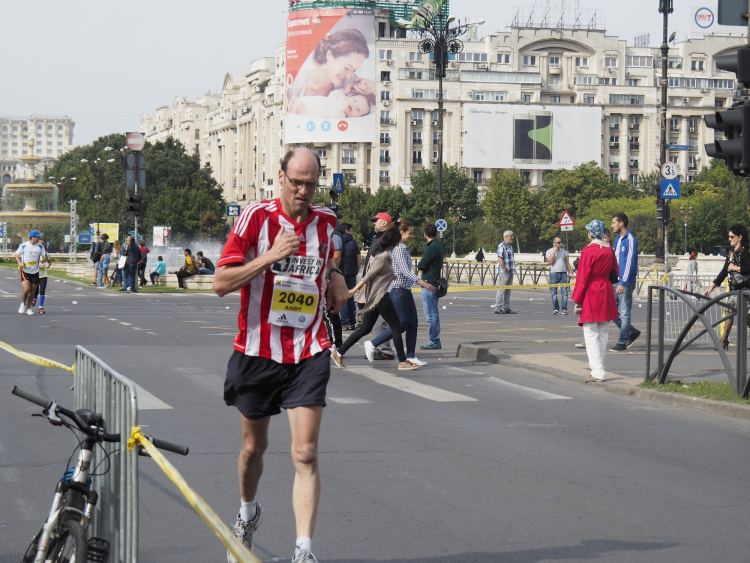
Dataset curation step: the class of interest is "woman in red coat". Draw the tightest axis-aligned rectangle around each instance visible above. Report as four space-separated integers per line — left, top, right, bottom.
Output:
571 219 619 382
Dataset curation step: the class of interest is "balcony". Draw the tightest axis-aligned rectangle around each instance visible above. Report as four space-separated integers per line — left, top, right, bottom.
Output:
380 138 390 145
609 163 620 169
412 159 423 165
629 143 640 151
380 156 390 164
629 162 639 169
380 118 390 125
412 139 423 146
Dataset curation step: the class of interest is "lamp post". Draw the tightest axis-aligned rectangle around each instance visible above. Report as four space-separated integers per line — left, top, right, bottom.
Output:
80 156 115 237
398 11 483 228
657 0 673 268
680 205 693 255
47 175 77 212
448 206 462 258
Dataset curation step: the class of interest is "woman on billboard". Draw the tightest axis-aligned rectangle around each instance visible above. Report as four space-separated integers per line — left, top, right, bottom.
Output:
287 28 375 106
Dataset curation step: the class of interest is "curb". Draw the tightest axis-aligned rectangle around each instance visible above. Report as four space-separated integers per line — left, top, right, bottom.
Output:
456 341 750 421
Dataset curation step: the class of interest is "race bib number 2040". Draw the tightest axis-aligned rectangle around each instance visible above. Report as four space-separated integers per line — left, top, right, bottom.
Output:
269 276 319 330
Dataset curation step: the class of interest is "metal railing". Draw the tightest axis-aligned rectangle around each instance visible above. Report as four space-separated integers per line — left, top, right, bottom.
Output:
659 275 726 342
645 286 750 397
74 346 139 562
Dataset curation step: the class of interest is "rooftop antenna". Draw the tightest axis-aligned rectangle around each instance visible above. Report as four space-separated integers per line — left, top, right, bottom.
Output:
557 0 566 29
526 3 535 27
541 0 550 28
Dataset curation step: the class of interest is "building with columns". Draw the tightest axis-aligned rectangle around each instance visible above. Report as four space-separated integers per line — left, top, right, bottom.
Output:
141 1 746 206
0 115 75 185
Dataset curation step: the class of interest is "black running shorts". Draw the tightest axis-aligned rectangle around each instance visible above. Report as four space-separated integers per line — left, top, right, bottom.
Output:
224 349 331 420
20 271 39 285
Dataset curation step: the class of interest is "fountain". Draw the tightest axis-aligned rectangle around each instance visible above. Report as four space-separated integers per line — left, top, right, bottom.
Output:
0 140 73 245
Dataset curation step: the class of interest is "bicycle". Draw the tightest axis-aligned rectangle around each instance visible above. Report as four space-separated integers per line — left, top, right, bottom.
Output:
12 385 189 563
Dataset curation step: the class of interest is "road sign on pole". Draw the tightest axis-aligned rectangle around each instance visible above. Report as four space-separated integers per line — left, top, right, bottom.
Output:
332 173 344 194
558 210 575 227
435 219 448 232
226 202 241 217
126 132 145 152
661 162 679 179
660 179 681 199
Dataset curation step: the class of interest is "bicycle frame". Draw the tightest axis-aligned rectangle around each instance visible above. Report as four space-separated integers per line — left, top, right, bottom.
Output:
32 422 99 563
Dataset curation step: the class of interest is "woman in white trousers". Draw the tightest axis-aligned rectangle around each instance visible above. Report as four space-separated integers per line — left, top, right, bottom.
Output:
571 220 619 382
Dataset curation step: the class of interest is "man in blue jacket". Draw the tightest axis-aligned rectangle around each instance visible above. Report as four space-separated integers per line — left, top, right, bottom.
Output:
610 213 641 351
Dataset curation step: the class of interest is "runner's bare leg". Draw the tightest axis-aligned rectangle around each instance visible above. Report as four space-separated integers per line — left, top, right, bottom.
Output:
26 283 37 308
239 414 270 502
21 279 31 307
287 405 323 538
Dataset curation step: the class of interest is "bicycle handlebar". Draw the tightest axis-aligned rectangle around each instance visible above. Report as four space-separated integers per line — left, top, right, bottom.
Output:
12 386 52 409
148 437 190 456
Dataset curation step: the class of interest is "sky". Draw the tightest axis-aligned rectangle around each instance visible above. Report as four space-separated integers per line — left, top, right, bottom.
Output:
2 0 742 146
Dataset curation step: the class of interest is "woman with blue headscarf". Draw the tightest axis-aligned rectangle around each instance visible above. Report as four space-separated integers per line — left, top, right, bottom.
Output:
571 219 619 382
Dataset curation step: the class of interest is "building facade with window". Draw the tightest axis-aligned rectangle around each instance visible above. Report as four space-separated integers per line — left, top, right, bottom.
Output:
142 3 746 204
0 116 75 185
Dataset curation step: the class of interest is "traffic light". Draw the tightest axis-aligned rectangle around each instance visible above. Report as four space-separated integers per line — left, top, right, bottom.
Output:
705 101 750 174
715 47 750 88
127 194 141 216
656 203 670 224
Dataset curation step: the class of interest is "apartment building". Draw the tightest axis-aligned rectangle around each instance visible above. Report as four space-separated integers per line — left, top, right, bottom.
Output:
0 115 75 184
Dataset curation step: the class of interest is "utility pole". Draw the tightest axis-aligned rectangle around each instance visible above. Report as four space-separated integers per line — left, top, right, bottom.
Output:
658 0 673 271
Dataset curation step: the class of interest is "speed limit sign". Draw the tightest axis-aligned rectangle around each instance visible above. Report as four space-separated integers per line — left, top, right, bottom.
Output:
661 162 679 180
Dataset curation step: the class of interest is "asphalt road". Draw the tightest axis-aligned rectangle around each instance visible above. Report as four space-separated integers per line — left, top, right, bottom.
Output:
1 271 749 562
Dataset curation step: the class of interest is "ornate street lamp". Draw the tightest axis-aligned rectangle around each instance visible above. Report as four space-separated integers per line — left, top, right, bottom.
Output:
398 11 483 225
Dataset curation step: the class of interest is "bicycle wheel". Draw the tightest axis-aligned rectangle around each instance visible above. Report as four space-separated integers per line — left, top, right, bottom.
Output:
48 520 88 563
21 528 42 563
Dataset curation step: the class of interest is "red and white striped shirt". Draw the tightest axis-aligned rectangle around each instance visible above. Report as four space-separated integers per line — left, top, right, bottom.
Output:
218 199 337 364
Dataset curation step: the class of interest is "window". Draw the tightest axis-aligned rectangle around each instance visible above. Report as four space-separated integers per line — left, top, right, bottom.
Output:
37 134 42 138
629 157 639 169
47 150 52 154
523 55 537 66
381 71 391 81
47 134 52 138
343 170 356 183
610 115 621 130
380 149 390 164
411 110 423 126
380 110 390 124
689 117 699 130
399 69 428 80
521 93 531 103
716 99 725 108
378 21 387 38
549 75 561 85
47 141 52 145
472 91 507 101
630 116 640 130
609 135 620 150
411 89 445 99
627 79 640 87
319 168 328 178
412 131 422 145
691 59 704 71
584 95 595 104
409 51 424 61
1 126 6 131
58 125 63 130
609 154 620 169
380 132 390 144
316 148 327 158
433 131 439 145
432 111 439 124
629 174 639 185
412 150 422 164
609 94 645 105
342 149 356 164
379 49 393 60
380 170 390 184
668 155 678 164
576 75 595 85
37 125 42 130
550 95 560 103
497 53 510 64
604 56 618 68
626 56 653 67
669 118 679 131
689 156 697 169
457 52 488 62
630 136 640 151
473 170 484 184
57 133 63 138
381 91 390 101
47 125 53 130
549 56 560 68
575 56 589 67
689 140 699 152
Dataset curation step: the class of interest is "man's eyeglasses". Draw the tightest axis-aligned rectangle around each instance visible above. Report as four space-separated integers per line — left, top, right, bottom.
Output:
284 172 318 192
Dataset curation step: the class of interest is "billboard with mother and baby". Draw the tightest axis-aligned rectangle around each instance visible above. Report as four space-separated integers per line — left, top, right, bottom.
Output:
285 8 376 144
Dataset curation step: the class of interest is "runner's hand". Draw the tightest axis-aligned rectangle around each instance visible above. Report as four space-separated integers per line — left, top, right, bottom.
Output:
271 227 300 261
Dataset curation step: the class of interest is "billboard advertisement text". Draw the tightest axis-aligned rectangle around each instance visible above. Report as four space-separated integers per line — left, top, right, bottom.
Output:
285 8 375 144
463 104 603 170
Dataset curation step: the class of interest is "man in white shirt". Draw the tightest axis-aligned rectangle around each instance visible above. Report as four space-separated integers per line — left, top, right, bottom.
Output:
545 237 572 314
15 230 47 315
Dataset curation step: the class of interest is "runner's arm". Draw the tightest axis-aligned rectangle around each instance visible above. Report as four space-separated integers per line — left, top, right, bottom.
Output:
325 258 348 314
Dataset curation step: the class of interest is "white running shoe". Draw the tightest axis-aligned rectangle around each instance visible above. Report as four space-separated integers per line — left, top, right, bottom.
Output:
18 303 26 314
292 549 319 563
26 309 34 315
364 341 376 363
227 504 263 563
408 357 427 366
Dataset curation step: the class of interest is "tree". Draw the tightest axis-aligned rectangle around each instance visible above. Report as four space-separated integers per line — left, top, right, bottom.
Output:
481 169 534 252
338 182 373 244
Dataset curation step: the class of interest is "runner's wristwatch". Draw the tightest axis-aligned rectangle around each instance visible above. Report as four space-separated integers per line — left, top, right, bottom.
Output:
326 267 344 283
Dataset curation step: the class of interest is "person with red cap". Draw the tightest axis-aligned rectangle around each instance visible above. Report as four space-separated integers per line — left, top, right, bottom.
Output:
362 212 395 360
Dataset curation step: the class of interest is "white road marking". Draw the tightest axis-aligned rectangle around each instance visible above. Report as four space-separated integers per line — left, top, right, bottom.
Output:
488 377 572 400
119 322 131 326
134 383 172 410
446 366 486 375
147 332 158 336
351 367 477 402
329 397 372 404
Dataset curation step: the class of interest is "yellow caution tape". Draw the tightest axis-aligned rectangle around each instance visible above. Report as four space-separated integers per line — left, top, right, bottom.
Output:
127 427 261 563
0 341 74 372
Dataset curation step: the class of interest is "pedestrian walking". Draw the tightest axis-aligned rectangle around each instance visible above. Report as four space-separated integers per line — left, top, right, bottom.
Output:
418 223 445 350
91 233 109 287
363 211 396 359
571 220 619 382
610 213 641 351
546 236 572 314
494 231 516 314
32 239 51 314
15 230 46 315
575 229 615 349
703 223 750 350
213 147 348 563
173 248 198 289
121 235 141 293
111 240 123 287
137 240 150 287
331 227 420 370
340 222 361 330
366 220 435 365
686 251 700 294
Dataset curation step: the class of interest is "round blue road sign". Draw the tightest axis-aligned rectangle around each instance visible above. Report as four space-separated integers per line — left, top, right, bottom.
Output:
436 219 448 232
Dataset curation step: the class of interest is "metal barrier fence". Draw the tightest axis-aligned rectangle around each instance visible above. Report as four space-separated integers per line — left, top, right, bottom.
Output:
74 346 139 563
660 275 727 343
410 259 552 286
645 286 750 397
